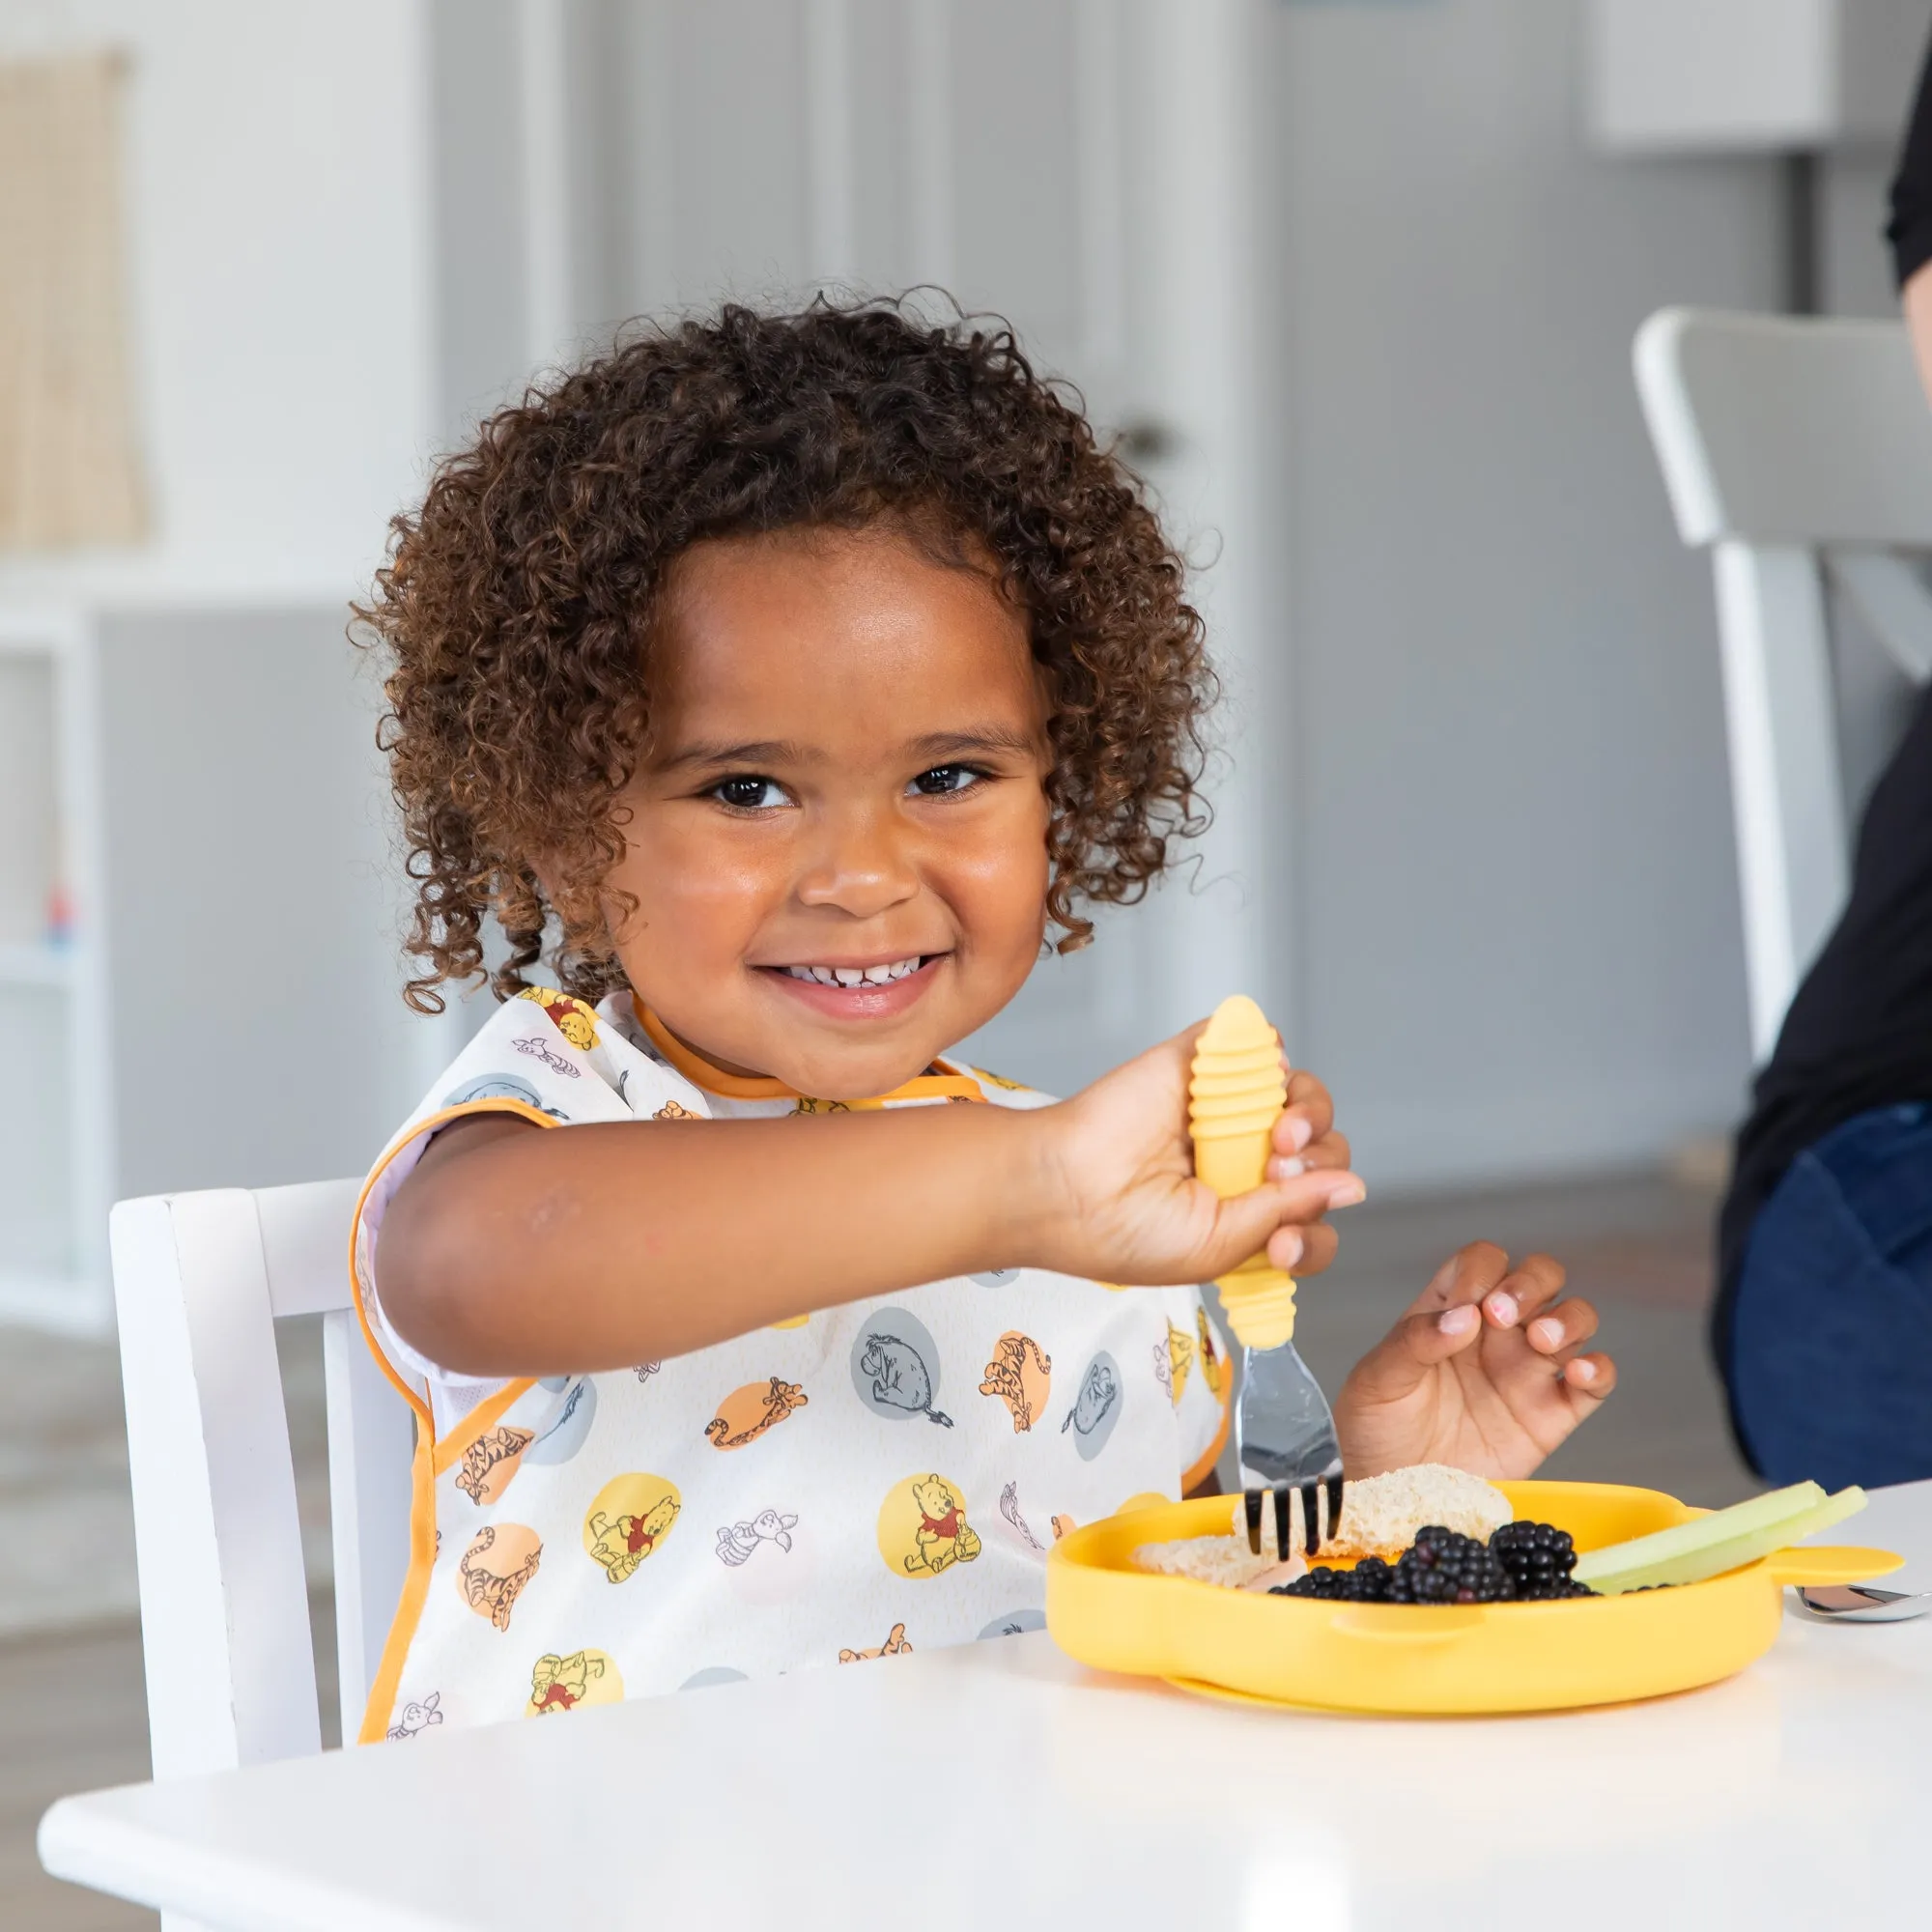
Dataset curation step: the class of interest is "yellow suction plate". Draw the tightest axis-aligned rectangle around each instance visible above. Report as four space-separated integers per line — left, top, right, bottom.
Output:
1045 1479 1903 1715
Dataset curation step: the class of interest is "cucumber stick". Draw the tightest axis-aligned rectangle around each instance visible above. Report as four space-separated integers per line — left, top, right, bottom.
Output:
1575 1484 1864 1595
1571 1479 1823 1587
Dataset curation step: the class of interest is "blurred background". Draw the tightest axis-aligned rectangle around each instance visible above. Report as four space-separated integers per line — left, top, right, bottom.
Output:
4 1 1930 1923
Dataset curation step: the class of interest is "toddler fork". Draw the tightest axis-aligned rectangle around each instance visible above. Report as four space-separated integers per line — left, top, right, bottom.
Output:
1187 996 1345 1561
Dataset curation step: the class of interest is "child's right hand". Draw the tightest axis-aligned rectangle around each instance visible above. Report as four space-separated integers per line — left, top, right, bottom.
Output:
1026 1023 1364 1289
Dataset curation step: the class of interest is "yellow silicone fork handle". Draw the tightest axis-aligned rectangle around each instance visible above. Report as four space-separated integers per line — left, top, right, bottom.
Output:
1764 1545 1905 1587
1213 1259 1297 1350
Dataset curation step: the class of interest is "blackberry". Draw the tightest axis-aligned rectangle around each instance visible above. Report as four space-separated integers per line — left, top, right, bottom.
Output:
1490 1520 1578 1598
1387 1528 1515 1605
1272 1556 1394 1603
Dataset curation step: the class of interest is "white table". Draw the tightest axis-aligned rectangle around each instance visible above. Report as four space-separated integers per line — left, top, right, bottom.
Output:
42 1481 1932 1931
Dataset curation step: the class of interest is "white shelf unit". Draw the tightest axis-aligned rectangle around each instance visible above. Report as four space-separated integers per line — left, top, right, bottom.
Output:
0 610 114 1336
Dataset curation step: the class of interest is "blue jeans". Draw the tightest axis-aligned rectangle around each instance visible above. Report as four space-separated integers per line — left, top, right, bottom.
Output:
1727 1102 1932 1491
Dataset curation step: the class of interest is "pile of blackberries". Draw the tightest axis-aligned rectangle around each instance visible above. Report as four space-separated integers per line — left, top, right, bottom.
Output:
1272 1520 1598 1605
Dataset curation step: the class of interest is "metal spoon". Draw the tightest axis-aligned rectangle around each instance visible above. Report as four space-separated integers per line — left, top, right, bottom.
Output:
1796 1583 1932 1624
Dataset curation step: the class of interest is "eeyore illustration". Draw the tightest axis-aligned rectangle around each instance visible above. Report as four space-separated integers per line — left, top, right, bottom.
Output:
859 1330 953 1427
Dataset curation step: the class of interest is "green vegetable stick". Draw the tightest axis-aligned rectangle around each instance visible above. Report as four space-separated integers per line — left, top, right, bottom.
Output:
1580 1486 1865 1596
1572 1480 1826 1589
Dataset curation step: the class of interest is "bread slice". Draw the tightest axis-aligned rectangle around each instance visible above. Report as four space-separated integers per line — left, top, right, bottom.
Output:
1134 1463 1511 1589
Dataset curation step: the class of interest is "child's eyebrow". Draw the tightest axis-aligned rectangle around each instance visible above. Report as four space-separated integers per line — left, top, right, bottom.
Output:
658 738 815 771
903 727 1041 761
659 727 1038 771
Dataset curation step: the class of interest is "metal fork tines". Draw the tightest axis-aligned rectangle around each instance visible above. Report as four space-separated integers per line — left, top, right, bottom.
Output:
1243 1473 1346 1560
1236 1335 1345 1559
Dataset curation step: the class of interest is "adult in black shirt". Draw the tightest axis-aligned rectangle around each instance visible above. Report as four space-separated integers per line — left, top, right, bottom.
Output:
1716 37 1932 1489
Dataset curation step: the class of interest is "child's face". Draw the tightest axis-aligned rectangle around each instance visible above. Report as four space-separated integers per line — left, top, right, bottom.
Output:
607 525 1054 1098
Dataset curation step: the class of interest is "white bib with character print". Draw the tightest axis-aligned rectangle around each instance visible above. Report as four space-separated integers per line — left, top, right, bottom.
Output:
351 988 1230 1741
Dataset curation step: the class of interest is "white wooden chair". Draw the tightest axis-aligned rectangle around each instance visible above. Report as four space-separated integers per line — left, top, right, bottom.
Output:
1634 307 1932 1063
109 1179 413 1803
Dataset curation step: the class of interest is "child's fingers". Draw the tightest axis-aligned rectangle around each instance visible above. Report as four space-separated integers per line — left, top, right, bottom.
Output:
1410 1241 1510 1317
1204 1170 1364 1280
1477 1253 1567 1331
1561 1352 1617 1402
1267 1127 1350 1182
1521 1293 1598 1360
1267 1220 1339 1276
1278 1068 1333 1152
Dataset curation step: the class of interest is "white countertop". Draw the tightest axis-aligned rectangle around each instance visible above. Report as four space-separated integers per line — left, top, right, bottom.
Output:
41 1481 1932 1931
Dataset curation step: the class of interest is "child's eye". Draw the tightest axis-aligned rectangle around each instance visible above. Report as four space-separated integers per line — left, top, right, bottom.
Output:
709 775 790 811
908 764 985 798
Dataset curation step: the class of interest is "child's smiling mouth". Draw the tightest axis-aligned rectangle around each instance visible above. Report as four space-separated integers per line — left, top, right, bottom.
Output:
759 953 946 1018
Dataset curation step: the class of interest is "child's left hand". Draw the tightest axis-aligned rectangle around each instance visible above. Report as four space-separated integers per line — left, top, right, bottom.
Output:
1332 1244 1614 1482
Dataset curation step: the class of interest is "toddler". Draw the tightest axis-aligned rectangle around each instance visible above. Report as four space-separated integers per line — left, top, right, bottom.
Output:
351 299 1613 1740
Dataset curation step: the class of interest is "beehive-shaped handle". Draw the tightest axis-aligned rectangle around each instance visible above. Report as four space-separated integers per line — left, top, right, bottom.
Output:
1189 995 1296 1350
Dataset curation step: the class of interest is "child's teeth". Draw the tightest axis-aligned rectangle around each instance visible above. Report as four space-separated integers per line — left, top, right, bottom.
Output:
781 957 923 985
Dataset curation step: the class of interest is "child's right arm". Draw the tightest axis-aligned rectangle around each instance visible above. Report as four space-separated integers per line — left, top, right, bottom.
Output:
375 1025 1361 1378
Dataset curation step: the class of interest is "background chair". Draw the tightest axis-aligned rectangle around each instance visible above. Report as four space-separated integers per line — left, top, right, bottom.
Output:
1635 307 1932 1064
109 1179 412 1792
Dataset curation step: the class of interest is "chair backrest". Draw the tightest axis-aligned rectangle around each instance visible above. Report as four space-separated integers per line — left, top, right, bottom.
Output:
109 1179 413 1778
1634 307 1932 1063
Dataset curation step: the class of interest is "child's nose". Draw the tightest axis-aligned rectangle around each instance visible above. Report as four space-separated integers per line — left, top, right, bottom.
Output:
794 810 920 918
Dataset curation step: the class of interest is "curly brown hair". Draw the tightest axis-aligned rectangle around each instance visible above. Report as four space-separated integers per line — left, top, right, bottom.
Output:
356 297 1214 1013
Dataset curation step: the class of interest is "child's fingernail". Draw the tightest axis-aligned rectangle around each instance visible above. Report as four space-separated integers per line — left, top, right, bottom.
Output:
1268 1155 1305 1180
1285 1114 1314 1152
1325 1178 1366 1208
1271 1229 1304 1267
1485 1292 1519 1326
1438 1304 1479 1336
1571 1358 1598 1383
1529 1317 1564 1350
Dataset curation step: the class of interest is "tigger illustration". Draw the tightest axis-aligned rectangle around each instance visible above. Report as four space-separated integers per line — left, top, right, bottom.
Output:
903 1474 981 1576
453 1426 534 1505
586 1492 681 1583
1197 1306 1224 1397
838 1622 913 1662
979 1332 1051 1433
515 985 600 1051
652 1098 698 1121
705 1376 809 1449
529 1649 605 1714
457 1524 542 1632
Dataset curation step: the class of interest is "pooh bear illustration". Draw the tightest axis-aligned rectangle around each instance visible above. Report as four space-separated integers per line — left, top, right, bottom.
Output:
457 1523 543 1632
586 1492 680 1583
527 1648 618 1715
903 1475 981 1577
1164 1321 1194 1407
979 1331 1051 1433
1196 1306 1224 1397
515 985 600 1050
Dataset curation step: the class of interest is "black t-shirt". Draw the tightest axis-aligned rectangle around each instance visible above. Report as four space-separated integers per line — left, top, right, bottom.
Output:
1715 38 1932 1394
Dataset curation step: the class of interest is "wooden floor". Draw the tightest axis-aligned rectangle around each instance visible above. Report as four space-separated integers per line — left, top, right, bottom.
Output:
2 1168 1750 1928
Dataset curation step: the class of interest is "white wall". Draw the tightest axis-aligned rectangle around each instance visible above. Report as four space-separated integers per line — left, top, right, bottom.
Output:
0 0 435 606
1273 0 1776 1184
